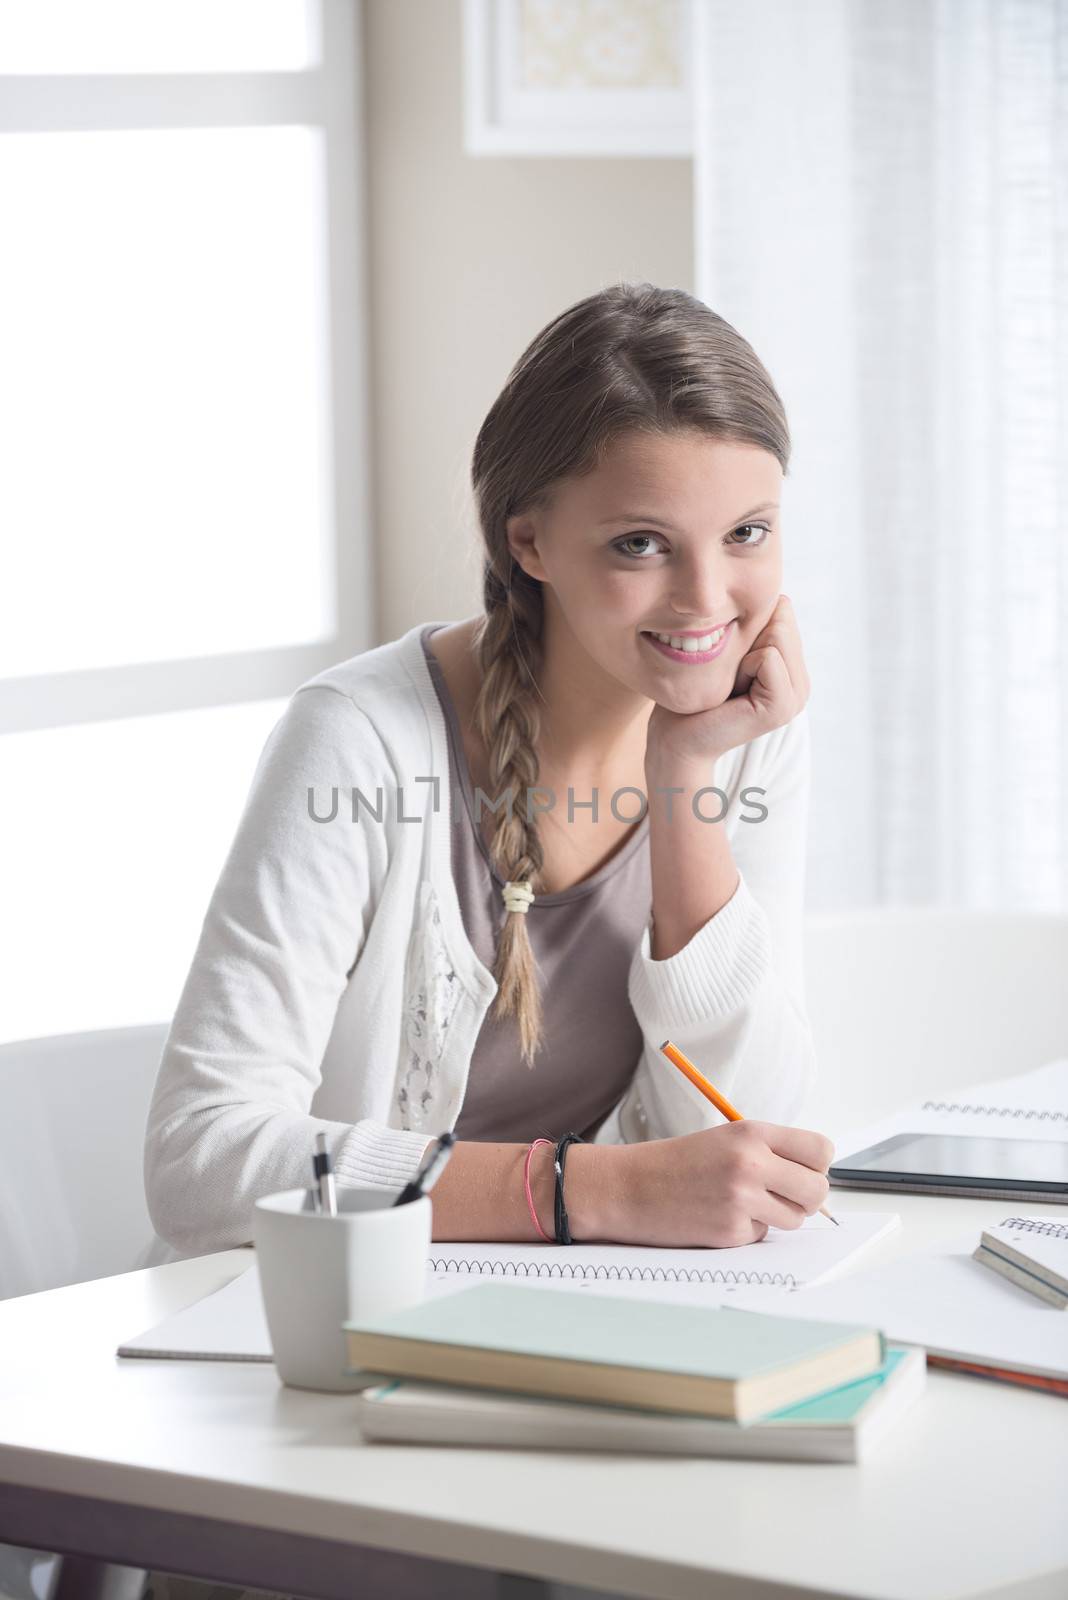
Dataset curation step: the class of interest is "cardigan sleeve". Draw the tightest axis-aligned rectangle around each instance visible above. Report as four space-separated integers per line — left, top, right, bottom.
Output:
591 706 816 1149
143 684 434 1256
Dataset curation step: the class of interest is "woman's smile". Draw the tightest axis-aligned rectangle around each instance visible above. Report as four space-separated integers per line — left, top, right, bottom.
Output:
640 620 736 663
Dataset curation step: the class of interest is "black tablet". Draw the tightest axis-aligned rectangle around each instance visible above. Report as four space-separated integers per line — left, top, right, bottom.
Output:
829 1132 1068 1202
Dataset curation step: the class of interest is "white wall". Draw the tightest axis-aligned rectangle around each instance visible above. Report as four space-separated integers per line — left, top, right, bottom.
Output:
363 0 693 643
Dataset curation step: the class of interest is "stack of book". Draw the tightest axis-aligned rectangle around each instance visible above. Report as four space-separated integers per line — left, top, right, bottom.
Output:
344 1280 924 1463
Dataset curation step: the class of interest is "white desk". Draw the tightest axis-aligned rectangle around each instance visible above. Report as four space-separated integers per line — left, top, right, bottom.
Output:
1 1189 1066 1600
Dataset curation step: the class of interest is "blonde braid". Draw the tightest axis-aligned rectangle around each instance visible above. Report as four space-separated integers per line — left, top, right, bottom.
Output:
471 567 548 1067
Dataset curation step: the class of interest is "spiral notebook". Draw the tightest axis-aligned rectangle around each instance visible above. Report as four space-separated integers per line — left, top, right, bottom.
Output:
425 1211 900 1303
917 1064 1068 1129
832 1060 1068 1161
115 1212 899 1362
974 1215 1068 1308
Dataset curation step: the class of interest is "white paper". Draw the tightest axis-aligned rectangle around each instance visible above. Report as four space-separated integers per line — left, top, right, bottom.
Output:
117 1263 273 1361
116 1261 482 1361
730 1241 1068 1380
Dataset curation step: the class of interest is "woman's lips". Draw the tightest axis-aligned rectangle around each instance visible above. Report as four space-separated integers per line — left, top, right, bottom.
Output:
641 621 735 663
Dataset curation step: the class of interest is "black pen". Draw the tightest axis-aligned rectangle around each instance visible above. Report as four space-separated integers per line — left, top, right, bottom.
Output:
393 1131 455 1207
313 1131 337 1216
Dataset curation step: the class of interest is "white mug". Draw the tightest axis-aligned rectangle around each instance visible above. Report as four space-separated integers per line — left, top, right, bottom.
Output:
253 1183 432 1392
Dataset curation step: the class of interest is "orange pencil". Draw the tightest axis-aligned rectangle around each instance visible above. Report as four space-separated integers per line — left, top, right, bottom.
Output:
659 1039 839 1226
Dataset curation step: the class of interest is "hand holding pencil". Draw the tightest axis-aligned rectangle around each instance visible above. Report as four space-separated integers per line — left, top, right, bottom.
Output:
606 1042 838 1249
659 1040 839 1227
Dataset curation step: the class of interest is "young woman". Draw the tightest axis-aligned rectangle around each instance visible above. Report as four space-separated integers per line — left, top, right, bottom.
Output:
144 282 832 1260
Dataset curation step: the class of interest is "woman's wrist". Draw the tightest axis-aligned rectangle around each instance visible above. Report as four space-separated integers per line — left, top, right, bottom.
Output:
563 1141 634 1243
644 741 726 787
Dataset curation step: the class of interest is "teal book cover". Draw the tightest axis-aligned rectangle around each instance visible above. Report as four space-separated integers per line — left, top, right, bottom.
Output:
761 1347 908 1422
344 1281 883 1380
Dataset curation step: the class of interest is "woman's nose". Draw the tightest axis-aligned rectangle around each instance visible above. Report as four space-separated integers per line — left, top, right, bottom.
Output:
668 558 733 625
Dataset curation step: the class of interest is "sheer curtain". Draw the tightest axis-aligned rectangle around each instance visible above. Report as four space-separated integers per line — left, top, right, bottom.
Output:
692 0 1067 912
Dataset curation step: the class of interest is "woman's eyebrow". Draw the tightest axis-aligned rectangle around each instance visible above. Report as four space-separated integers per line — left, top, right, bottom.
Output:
597 501 780 529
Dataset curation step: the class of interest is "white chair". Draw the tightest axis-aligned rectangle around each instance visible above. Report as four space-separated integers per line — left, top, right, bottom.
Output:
0 1023 175 1301
0 1023 176 1600
802 910 1068 1138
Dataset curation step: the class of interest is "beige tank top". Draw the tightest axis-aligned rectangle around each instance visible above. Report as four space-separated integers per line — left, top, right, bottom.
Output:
420 624 653 1144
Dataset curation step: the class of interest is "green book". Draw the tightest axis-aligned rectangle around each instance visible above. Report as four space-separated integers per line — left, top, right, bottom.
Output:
343 1282 885 1423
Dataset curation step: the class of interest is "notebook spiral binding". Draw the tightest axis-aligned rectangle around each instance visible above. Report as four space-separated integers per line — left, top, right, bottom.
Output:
428 1257 798 1288
1000 1216 1068 1238
920 1100 1068 1122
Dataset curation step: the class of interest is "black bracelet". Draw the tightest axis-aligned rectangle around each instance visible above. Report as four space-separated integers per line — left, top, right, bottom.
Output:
553 1133 584 1245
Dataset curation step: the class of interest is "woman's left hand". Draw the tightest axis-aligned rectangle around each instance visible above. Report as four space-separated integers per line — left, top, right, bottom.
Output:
644 594 811 769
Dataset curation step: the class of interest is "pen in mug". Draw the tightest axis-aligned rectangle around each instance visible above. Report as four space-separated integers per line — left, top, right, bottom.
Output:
313 1131 337 1217
393 1130 456 1207
659 1039 840 1226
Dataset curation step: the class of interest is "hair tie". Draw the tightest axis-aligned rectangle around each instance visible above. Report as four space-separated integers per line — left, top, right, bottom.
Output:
501 880 535 915
554 1133 584 1245
523 1139 555 1243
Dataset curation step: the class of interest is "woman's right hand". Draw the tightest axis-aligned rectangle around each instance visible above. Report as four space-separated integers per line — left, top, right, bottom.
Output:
607 1119 835 1248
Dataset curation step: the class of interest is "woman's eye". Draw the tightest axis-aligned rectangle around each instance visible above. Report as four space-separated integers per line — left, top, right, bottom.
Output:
614 534 664 559
615 523 772 559
727 522 771 548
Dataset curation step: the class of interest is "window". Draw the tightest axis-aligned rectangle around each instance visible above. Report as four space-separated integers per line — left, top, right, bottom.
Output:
0 0 371 1041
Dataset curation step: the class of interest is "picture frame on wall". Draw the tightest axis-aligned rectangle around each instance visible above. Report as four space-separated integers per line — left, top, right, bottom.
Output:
462 0 693 157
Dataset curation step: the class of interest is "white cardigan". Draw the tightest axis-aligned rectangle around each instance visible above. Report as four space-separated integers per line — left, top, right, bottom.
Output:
143 620 816 1256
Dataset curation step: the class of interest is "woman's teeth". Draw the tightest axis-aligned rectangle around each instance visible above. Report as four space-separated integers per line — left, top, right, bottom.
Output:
649 628 726 652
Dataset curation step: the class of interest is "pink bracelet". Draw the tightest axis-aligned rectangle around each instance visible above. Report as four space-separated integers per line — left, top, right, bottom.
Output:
523 1138 555 1243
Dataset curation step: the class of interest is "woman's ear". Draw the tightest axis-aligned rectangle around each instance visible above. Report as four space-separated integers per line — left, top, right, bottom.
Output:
506 511 549 583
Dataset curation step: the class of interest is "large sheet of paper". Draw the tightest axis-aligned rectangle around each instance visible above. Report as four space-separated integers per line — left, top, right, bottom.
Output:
730 1229 1068 1380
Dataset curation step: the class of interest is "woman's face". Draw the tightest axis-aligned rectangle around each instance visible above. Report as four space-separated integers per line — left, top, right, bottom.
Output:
507 429 785 714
